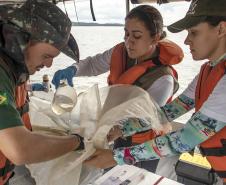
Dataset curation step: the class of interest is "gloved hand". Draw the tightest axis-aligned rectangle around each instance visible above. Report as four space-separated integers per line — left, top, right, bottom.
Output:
52 66 77 89
31 83 45 91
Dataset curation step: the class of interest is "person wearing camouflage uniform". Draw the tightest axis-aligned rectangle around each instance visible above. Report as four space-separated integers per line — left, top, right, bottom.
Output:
0 0 83 184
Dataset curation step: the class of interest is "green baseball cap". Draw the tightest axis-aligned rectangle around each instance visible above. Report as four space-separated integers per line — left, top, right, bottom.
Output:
0 0 79 61
167 0 226 33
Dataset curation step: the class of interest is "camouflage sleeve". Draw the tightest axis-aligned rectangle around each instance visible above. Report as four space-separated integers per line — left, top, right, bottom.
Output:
119 118 153 137
161 94 195 121
120 94 195 137
113 112 226 165
0 68 23 130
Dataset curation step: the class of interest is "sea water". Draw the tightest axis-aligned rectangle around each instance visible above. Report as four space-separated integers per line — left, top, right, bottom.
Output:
51 95 75 115
30 26 206 123
51 82 78 115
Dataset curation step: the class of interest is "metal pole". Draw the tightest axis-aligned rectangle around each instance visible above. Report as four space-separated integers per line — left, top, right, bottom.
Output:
90 0 96 21
126 0 130 15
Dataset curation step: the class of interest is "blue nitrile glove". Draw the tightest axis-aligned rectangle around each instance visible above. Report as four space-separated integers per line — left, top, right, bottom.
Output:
52 66 77 89
31 83 45 91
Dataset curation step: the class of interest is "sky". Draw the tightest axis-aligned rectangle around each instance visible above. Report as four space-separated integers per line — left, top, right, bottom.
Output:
57 0 190 26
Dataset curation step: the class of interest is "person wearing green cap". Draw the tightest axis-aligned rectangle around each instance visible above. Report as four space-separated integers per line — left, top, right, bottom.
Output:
0 0 83 184
84 0 226 184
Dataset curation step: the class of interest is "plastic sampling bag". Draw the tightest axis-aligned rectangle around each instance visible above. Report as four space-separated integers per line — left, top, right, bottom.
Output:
27 84 170 185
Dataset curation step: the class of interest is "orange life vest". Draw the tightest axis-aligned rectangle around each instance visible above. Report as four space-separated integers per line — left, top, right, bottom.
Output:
197 59 226 182
0 55 32 184
15 83 32 131
108 40 184 144
108 40 183 86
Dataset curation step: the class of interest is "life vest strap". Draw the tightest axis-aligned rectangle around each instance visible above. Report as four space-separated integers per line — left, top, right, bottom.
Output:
0 160 14 177
17 100 29 116
200 139 226 156
150 56 161 66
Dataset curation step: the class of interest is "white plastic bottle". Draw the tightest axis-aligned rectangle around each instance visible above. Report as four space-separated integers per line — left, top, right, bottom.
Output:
51 80 77 115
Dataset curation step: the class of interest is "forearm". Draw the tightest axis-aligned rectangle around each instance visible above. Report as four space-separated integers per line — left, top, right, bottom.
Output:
113 112 226 165
0 127 79 165
20 132 79 164
119 118 153 137
161 94 195 121
119 95 194 137
75 49 112 77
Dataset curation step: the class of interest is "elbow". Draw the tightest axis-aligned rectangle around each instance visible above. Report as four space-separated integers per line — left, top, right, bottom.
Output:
0 126 34 165
11 158 25 166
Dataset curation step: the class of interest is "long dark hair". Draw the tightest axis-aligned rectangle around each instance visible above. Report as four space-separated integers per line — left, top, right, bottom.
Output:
126 5 166 40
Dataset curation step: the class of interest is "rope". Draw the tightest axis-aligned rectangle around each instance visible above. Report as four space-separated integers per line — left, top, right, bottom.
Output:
73 0 80 23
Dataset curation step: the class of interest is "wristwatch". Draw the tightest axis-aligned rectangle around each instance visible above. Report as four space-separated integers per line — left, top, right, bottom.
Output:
73 134 84 151
123 148 136 165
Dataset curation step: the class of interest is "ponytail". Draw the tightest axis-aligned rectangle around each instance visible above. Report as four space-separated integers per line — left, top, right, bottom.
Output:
160 31 167 40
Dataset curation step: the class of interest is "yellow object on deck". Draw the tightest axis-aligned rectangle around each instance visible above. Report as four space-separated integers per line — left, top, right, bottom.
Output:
179 152 211 169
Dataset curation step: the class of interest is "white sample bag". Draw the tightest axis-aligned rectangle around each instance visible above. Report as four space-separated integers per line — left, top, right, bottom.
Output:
28 84 170 185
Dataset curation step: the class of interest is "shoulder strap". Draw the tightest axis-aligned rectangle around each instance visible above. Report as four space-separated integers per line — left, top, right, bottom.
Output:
17 100 29 116
135 65 179 94
108 42 127 85
195 60 226 112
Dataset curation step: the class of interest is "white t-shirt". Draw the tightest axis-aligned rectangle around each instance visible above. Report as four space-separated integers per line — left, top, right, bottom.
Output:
75 48 174 107
183 74 226 122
